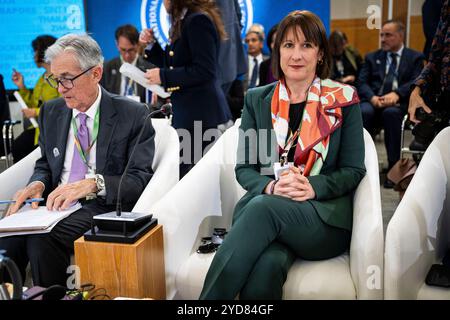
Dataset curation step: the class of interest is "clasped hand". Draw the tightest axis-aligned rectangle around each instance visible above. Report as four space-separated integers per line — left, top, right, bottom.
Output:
272 167 315 202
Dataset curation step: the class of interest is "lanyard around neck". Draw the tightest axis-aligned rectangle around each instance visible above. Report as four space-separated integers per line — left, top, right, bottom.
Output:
71 108 100 166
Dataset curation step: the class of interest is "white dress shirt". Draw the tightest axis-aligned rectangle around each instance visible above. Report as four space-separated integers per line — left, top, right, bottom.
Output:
247 53 264 87
385 45 404 91
60 85 105 196
120 55 138 96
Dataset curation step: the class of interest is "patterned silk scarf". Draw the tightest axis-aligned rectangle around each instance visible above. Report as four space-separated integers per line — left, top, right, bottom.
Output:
271 77 360 176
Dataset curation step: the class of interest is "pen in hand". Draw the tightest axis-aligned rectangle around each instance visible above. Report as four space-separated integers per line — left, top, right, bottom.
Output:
0 198 44 205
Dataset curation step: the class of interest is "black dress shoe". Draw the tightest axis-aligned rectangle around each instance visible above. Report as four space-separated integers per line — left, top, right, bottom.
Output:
383 179 395 189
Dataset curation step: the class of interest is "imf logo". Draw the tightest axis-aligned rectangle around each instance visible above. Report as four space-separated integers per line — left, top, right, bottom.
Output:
141 0 253 48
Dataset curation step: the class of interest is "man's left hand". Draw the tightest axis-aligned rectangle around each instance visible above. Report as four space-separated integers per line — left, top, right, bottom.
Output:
380 92 400 107
46 179 97 211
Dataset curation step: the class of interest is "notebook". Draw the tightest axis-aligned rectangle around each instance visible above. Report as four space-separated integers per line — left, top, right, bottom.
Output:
0 203 81 237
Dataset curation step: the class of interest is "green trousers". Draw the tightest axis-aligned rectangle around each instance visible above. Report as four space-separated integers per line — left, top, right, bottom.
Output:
199 194 351 300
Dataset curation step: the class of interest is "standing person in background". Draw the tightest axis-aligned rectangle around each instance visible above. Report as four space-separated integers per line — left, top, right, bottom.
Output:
408 0 449 151
101 24 156 105
258 24 279 87
140 0 232 178
328 30 362 85
215 0 247 96
11 35 60 162
200 10 365 300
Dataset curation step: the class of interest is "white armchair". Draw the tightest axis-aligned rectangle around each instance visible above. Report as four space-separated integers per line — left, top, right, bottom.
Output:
385 127 450 300
151 121 384 300
0 118 179 216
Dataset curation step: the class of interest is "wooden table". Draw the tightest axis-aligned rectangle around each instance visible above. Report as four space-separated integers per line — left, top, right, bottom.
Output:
74 224 166 299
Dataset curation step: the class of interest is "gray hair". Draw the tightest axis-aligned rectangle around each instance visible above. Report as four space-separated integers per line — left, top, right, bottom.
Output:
45 33 104 70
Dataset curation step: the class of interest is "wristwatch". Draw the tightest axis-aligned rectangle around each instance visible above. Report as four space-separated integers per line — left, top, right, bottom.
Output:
85 173 105 195
94 174 105 194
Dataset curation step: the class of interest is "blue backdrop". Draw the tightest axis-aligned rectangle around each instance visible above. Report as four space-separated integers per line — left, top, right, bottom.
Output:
1 0 86 90
2 1 330 90
87 0 330 61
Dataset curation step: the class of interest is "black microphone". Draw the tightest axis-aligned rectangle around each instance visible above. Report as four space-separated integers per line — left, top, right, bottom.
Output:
88 102 172 242
116 102 172 216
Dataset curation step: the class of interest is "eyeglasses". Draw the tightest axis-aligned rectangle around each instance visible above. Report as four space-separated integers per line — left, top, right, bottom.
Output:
45 65 96 89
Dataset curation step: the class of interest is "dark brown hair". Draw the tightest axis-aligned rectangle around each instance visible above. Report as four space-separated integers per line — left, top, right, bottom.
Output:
168 0 227 43
115 24 140 45
271 10 331 80
32 35 57 64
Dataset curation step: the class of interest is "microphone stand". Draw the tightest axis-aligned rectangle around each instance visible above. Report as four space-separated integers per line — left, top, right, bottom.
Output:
84 103 172 244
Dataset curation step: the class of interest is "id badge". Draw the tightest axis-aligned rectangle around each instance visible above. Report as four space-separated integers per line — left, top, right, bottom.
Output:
126 95 141 103
273 162 293 180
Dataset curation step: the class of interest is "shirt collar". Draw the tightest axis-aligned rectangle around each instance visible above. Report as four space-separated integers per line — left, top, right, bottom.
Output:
73 85 102 120
120 55 138 66
389 45 404 58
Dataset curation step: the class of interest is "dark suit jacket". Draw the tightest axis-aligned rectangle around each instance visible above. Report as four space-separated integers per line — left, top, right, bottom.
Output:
358 48 425 108
422 0 445 58
216 0 247 85
235 83 366 231
29 87 155 208
101 56 155 103
144 12 231 130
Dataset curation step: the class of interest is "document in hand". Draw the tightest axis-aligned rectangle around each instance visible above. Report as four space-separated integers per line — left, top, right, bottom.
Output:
0 203 82 237
119 63 171 99
13 91 39 128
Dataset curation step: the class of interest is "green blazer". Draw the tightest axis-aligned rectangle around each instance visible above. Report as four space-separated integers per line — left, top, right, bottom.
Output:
235 82 366 231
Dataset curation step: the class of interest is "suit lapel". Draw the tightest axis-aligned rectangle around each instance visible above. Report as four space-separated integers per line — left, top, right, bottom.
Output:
113 59 121 94
54 106 72 184
397 48 408 82
262 86 275 129
96 88 118 173
379 51 387 81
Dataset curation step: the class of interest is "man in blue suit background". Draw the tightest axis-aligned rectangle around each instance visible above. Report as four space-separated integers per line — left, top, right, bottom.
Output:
358 20 424 188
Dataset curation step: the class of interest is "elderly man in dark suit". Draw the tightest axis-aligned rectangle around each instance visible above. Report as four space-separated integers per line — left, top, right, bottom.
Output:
358 20 424 188
0 34 155 287
101 24 155 104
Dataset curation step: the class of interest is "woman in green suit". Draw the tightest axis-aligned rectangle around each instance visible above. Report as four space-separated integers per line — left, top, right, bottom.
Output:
200 10 366 300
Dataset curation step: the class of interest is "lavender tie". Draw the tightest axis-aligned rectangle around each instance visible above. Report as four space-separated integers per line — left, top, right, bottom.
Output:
68 113 90 183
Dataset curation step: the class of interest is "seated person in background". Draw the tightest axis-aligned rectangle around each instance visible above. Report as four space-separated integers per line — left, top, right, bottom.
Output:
0 74 10 157
200 10 365 300
101 24 156 105
408 0 449 151
0 34 155 288
328 30 362 85
357 20 424 187
244 29 268 91
11 35 60 162
258 23 279 87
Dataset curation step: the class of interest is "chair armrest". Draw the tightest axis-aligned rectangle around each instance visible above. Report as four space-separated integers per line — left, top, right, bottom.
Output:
350 130 384 299
151 125 239 299
133 119 180 213
385 129 450 299
0 148 41 204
